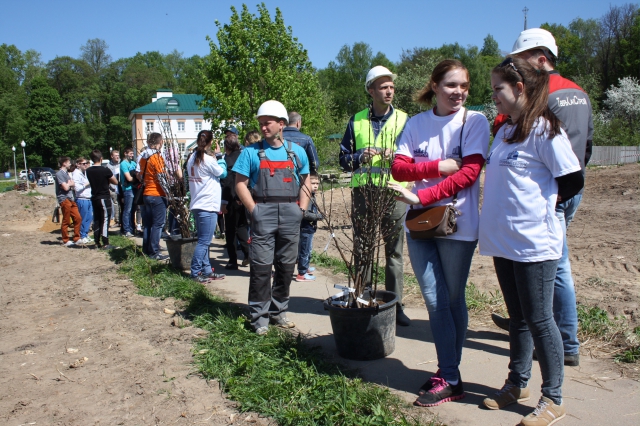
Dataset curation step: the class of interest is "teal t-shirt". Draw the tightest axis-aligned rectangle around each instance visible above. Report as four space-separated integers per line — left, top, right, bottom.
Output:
232 139 310 187
120 159 137 191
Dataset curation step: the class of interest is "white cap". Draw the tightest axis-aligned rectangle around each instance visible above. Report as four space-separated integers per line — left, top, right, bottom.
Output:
365 65 397 90
255 100 288 124
510 28 558 58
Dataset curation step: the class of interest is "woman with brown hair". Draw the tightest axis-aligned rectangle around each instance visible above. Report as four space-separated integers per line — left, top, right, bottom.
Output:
389 59 490 407
187 130 227 282
479 56 583 425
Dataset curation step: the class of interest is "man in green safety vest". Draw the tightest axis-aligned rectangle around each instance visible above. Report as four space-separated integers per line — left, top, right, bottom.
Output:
339 65 410 326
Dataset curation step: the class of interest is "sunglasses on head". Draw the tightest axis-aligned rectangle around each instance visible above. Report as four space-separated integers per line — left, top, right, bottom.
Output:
499 57 524 79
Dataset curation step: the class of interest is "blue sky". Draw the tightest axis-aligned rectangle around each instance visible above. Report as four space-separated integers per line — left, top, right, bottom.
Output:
0 0 629 69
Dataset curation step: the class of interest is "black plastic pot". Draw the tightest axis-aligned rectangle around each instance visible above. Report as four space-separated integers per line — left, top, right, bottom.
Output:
323 290 398 360
164 236 198 270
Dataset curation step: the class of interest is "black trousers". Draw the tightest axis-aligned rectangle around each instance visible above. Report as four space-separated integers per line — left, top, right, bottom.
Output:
92 197 112 247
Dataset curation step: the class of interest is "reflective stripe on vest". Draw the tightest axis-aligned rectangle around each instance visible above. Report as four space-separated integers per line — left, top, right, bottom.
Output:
352 108 408 188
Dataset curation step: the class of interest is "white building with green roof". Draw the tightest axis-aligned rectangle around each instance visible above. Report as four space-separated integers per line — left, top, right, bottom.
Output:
129 89 212 158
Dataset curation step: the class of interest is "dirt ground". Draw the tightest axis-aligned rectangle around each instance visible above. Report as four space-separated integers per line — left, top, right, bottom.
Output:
314 163 640 326
0 193 269 425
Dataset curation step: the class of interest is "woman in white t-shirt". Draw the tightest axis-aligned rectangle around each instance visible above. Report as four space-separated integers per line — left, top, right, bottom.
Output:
479 56 583 425
187 130 228 283
389 59 490 407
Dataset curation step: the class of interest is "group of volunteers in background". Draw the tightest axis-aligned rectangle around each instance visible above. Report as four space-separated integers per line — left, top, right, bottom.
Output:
53 26 591 426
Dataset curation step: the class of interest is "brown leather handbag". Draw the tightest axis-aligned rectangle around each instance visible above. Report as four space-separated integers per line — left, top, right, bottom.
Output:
405 109 467 240
405 205 458 239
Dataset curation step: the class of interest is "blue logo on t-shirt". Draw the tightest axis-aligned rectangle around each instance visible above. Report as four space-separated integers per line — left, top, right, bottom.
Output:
500 150 527 168
447 146 461 158
413 143 429 157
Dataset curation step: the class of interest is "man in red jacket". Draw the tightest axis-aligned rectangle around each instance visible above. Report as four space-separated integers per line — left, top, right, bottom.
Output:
491 28 594 367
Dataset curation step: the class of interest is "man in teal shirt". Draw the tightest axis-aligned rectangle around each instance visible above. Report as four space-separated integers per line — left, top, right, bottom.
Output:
119 147 138 237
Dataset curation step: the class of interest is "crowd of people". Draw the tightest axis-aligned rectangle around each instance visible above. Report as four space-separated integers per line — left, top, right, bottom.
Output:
52 27 591 426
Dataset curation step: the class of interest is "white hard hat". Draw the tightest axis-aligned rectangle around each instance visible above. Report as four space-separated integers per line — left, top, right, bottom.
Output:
255 100 288 124
510 28 558 58
365 65 397 90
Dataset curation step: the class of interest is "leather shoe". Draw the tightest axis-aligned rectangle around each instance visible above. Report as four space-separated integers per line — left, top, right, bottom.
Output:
491 313 510 331
396 310 411 326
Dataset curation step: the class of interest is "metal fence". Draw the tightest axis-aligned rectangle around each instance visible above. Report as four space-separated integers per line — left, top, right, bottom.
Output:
589 146 640 166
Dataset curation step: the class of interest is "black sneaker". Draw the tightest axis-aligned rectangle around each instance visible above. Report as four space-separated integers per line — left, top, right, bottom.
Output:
224 263 239 270
151 253 169 261
414 378 465 407
192 275 211 283
418 370 442 395
202 272 225 280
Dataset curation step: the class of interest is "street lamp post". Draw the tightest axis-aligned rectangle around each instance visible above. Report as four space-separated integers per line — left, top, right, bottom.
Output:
20 140 28 186
12 146 17 184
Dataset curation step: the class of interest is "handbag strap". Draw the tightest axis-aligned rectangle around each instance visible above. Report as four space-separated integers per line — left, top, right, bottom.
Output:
451 108 468 204
410 109 468 210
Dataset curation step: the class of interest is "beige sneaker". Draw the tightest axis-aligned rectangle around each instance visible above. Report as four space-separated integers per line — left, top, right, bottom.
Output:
520 396 566 426
483 379 530 410
270 315 295 329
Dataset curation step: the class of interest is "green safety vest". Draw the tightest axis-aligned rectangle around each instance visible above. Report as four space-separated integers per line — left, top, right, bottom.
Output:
351 107 408 188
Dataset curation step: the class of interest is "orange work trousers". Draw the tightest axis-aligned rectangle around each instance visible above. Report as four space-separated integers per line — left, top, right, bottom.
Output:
60 199 81 243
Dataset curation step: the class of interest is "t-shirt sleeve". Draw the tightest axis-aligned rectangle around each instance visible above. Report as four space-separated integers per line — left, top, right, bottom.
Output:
461 113 490 159
394 118 414 158
537 129 581 178
232 149 252 178
55 170 66 184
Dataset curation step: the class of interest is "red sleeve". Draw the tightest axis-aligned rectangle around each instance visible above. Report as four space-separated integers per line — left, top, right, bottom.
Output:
493 114 509 137
417 153 485 206
391 154 441 182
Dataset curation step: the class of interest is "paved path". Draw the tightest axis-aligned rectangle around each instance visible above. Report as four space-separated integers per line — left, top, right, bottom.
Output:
202 241 639 426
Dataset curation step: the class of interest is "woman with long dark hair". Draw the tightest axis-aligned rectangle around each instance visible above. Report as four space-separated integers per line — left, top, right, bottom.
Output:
389 59 490 407
187 130 228 282
220 131 250 269
479 56 583 425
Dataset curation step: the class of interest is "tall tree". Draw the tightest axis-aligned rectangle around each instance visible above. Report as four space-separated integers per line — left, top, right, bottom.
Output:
80 38 112 74
200 3 327 139
481 34 500 57
25 77 68 166
318 42 394 120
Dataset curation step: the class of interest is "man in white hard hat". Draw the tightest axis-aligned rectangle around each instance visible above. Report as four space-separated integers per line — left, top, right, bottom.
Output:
491 28 594 367
339 65 411 326
233 100 311 335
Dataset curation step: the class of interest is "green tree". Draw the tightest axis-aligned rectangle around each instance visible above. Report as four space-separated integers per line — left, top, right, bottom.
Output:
200 3 327 140
80 38 112 74
0 44 43 171
25 77 68 166
481 34 500 57
318 42 394 120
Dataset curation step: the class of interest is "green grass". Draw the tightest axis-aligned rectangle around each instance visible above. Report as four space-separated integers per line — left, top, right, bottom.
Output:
106 236 429 426
0 181 16 192
577 305 613 338
465 283 504 313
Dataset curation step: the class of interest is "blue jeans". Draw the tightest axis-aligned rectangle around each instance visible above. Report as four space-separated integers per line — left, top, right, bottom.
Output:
406 235 477 382
297 230 314 275
493 257 564 405
554 193 582 355
122 190 135 234
76 198 93 239
191 209 217 277
142 196 167 256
